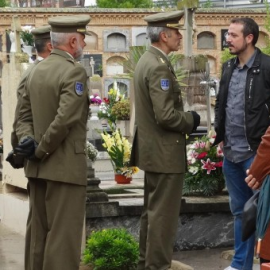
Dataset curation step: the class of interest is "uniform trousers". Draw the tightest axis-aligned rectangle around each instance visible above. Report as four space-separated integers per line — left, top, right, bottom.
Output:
137 172 184 270
25 178 86 270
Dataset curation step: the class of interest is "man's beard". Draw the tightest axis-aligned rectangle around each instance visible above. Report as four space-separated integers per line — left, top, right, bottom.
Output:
229 41 248 55
74 46 83 61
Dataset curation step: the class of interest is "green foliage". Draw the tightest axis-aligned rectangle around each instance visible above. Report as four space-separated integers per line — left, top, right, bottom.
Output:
123 46 146 78
123 46 188 85
200 0 213 8
220 48 234 65
83 228 139 270
260 0 270 56
111 99 130 120
0 0 7 7
96 0 153 8
20 30 34 46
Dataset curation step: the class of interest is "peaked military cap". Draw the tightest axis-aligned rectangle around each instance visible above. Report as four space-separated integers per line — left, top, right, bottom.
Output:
144 10 184 30
31 25 51 40
48 15 91 35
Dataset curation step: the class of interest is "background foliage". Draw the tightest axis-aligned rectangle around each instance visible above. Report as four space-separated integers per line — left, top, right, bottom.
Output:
96 0 153 8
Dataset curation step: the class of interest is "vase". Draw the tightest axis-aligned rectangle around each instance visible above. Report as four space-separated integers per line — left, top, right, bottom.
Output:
115 120 130 137
90 105 100 120
114 174 132 184
23 45 33 57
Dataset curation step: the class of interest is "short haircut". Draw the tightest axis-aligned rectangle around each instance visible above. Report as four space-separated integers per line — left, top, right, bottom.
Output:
231 17 259 46
50 32 74 48
147 26 171 43
34 38 50 54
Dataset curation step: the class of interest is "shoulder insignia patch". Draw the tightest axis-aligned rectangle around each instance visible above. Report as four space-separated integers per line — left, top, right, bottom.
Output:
160 79 169 91
75 82 84 96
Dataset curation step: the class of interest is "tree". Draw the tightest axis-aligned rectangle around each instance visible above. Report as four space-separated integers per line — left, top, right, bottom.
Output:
96 0 153 8
0 0 8 6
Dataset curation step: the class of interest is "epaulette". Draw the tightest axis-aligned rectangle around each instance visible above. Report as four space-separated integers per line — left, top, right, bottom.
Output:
159 57 166 64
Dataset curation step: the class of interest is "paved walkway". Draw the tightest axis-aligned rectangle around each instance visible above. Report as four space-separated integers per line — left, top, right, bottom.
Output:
0 176 261 270
0 221 260 270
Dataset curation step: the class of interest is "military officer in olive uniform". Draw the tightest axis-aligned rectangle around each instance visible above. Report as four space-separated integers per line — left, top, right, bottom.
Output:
15 15 91 270
130 11 200 270
9 25 52 169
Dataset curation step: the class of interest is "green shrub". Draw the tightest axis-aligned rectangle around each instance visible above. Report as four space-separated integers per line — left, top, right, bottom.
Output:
83 228 139 270
111 99 130 120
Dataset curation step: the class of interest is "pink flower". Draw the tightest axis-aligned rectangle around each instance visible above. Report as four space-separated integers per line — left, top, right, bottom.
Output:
199 142 206 148
216 145 223 157
201 158 216 174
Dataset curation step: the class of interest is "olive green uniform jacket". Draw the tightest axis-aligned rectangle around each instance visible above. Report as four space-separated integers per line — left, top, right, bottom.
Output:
11 60 40 149
131 46 194 173
16 49 89 186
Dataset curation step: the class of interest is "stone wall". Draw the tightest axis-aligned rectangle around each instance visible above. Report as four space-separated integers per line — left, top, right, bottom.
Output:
85 195 234 250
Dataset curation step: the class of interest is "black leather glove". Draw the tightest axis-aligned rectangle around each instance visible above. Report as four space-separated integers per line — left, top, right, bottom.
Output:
190 111 201 131
5 150 25 169
14 137 38 160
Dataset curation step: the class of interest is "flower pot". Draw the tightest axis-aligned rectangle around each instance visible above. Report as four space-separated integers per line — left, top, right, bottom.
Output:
115 120 130 137
90 105 100 120
23 45 33 56
114 174 132 184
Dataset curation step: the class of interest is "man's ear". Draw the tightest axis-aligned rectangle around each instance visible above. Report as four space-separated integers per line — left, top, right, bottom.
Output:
69 35 77 49
160 31 168 42
47 42 53 52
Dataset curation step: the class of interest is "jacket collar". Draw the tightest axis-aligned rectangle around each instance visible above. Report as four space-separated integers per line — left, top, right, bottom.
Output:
50 48 74 61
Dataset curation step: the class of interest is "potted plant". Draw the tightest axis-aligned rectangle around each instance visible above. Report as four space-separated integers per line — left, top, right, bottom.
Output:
89 94 102 120
111 99 131 136
20 26 34 57
184 131 225 196
111 99 130 120
83 228 139 270
20 30 34 46
101 129 139 183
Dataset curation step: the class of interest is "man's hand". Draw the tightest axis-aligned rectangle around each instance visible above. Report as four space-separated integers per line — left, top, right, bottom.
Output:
190 111 201 131
5 150 25 169
245 170 261 190
14 137 38 160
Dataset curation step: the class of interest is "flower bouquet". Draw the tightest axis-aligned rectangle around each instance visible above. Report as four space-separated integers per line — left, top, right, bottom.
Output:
86 141 98 162
101 129 139 181
98 85 125 126
184 131 224 196
90 94 102 105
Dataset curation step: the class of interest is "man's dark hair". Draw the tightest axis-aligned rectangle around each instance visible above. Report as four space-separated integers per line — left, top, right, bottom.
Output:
34 38 50 54
231 17 259 46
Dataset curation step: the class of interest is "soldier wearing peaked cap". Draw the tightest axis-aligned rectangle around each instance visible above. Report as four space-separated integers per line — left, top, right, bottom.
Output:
14 15 91 270
130 10 200 270
8 24 53 166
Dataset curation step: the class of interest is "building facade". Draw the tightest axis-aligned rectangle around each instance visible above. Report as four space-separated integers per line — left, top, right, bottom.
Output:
0 8 269 97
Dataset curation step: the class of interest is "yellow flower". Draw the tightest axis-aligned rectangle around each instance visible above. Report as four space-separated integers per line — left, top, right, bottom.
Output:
101 129 139 177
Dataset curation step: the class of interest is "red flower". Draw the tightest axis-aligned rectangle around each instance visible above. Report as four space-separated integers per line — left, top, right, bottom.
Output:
197 152 207 159
103 98 109 104
215 161 223 167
